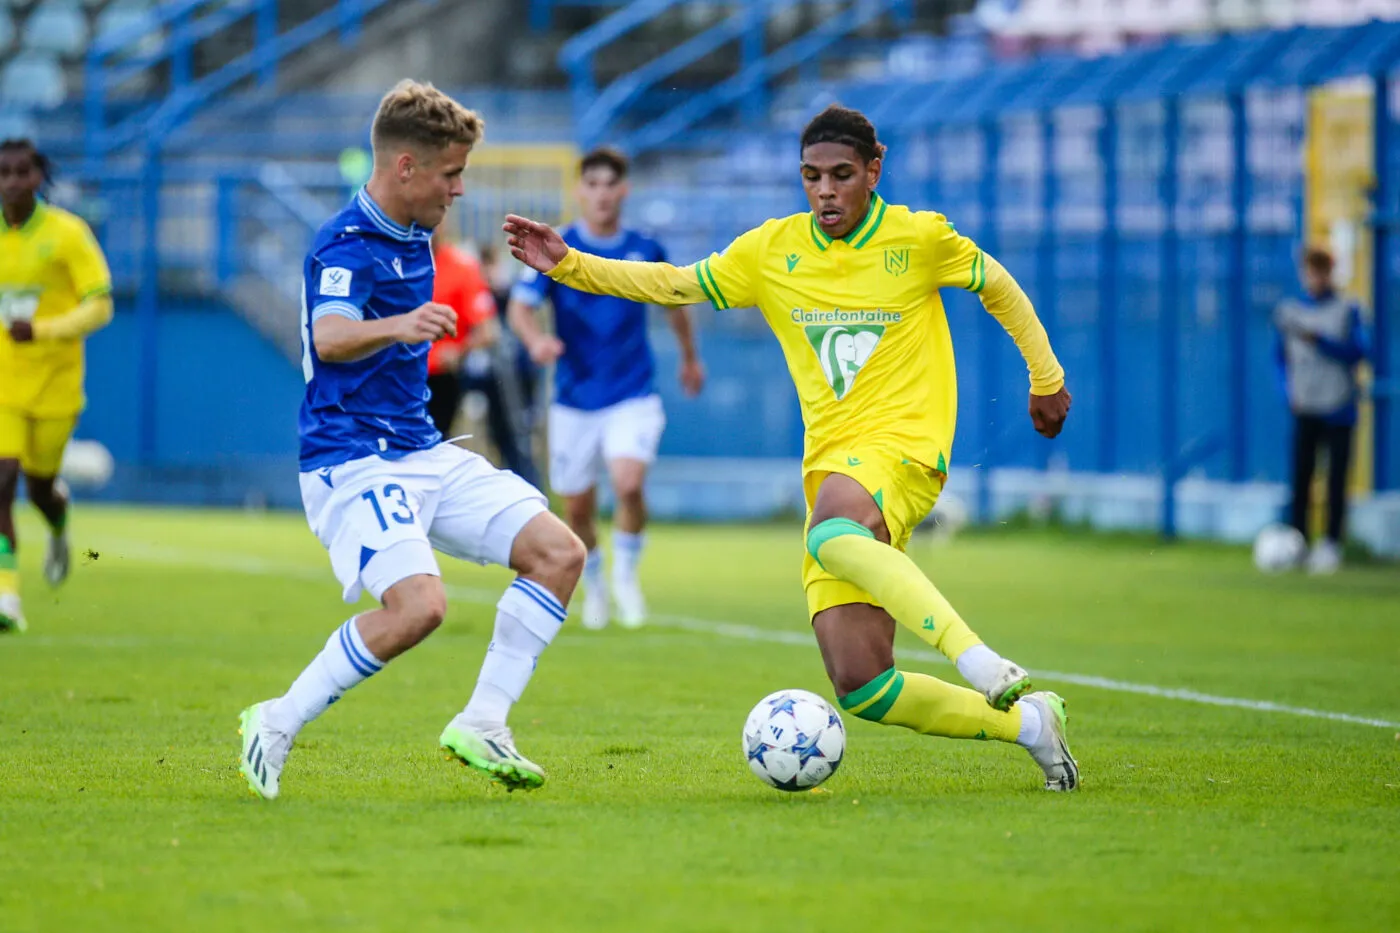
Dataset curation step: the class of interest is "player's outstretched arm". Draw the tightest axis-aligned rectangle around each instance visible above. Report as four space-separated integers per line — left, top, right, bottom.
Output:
504 214 709 308
976 255 1071 439
313 302 457 363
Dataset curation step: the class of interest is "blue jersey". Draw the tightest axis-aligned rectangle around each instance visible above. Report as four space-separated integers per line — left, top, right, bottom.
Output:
511 225 666 411
298 189 441 470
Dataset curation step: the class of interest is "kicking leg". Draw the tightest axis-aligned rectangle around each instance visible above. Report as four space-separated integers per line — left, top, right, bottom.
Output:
814 603 1077 791
441 510 585 790
807 472 1029 709
0 457 21 632
563 487 608 629
241 573 447 799
608 456 648 628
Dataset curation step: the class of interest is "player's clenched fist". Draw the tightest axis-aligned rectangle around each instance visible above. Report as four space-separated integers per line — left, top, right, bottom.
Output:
1029 387 1071 439
398 302 458 344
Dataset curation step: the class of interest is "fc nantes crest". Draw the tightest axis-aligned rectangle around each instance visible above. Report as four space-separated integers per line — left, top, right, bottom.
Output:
884 248 909 276
805 324 885 400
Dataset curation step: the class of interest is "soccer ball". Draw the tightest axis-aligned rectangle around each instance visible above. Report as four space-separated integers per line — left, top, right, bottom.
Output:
60 439 115 490
742 689 846 791
1253 523 1306 574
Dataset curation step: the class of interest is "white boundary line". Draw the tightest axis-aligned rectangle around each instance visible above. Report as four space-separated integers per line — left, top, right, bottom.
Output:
93 541 1400 731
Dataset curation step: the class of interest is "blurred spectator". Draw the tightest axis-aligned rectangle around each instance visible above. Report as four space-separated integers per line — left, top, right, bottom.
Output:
1273 246 1371 574
427 230 498 437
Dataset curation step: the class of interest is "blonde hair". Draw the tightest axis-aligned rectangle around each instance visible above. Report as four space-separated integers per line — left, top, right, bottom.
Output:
371 80 484 154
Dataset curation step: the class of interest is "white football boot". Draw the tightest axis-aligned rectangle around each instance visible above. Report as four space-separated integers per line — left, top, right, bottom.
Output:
238 701 292 800
1020 691 1079 791
0 592 26 634
440 719 545 791
581 580 609 630
983 658 1033 711
44 531 70 587
1307 539 1342 576
612 575 647 629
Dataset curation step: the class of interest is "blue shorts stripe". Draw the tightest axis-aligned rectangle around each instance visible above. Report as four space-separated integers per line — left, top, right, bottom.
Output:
510 580 566 621
339 623 379 677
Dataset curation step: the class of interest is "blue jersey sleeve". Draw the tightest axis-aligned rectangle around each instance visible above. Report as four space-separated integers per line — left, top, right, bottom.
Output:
510 264 553 308
308 238 375 322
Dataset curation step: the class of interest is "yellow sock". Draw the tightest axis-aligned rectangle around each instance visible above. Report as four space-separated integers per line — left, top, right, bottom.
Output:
839 668 1021 742
809 519 983 662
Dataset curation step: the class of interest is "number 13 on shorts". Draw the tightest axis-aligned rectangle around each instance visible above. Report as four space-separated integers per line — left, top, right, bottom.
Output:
361 484 415 531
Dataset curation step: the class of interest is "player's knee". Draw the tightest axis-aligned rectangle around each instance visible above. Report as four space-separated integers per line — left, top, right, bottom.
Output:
384 576 447 641
513 514 586 585
404 591 447 639
25 475 56 506
805 517 875 567
829 662 891 702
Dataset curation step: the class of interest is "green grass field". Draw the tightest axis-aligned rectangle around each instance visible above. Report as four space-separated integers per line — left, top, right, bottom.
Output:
2 506 1398 932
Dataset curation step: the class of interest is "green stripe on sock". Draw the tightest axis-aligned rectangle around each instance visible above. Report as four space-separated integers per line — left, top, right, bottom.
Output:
838 666 897 711
0 535 14 570
805 517 874 566
859 671 905 722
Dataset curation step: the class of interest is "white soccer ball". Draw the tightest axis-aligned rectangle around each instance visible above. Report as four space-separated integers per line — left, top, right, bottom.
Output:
60 439 115 490
1253 523 1306 574
742 688 846 791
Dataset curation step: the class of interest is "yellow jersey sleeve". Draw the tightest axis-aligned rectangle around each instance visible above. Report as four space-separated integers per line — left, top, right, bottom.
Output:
919 211 1064 395
60 214 112 300
546 224 766 311
689 225 763 311
547 249 706 307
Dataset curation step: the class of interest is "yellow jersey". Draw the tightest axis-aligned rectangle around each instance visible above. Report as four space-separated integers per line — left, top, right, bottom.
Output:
0 202 112 417
546 193 1064 475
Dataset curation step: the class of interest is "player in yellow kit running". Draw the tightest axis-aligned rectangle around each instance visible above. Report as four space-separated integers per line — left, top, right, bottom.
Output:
0 139 114 633
505 106 1078 790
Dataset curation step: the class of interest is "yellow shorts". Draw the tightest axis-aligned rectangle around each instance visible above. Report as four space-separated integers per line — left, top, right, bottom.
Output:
0 408 77 477
802 448 945 619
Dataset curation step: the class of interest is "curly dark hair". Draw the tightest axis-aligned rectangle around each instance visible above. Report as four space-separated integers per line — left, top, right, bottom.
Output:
800 104 887 163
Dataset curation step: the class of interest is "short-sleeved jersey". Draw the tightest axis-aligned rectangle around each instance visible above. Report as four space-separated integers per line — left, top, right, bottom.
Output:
512 225 666 411
694 194 985 473
0 202 112 416
298 189 441 470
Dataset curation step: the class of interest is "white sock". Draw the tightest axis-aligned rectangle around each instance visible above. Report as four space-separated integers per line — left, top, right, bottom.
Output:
583 547 604 590
266 617 384 737
612 530 645 585
1014 699 1043 748
955 644 1006 693
460 578 566 729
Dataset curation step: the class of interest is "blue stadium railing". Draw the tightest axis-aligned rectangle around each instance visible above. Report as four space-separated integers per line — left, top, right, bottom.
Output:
79 0 394 463
560 0 912 150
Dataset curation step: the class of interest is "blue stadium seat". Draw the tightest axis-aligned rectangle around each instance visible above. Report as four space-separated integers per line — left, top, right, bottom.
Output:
23 0 88 57
96 0 157 54
1 51 66 108
0 9 13 52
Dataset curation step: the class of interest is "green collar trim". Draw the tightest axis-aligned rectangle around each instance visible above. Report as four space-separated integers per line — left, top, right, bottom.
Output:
4 201 44 234
807 193 886 252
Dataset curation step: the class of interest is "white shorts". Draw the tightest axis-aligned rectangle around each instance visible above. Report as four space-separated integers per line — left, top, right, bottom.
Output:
547 394 666 497
300 443 548 604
